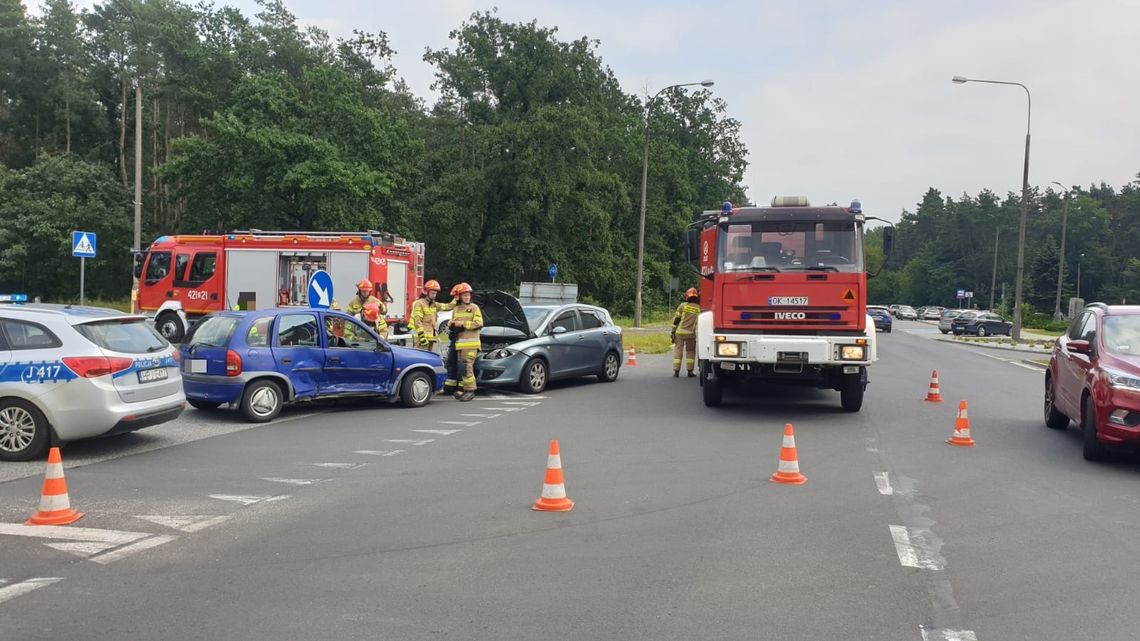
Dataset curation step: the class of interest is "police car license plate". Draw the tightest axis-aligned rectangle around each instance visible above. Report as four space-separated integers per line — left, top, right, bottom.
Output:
769 297 808 306
138 368 168 383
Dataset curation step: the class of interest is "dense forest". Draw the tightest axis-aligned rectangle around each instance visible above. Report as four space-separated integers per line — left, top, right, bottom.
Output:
1 0 1137 316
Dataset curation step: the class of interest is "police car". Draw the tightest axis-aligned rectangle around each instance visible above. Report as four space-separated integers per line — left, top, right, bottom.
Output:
0 295 186 461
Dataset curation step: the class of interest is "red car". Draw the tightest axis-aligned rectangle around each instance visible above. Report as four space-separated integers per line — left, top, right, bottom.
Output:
1045 303 1140 460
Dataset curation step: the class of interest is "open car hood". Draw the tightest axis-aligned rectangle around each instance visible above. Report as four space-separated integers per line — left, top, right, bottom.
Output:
472 290 532 338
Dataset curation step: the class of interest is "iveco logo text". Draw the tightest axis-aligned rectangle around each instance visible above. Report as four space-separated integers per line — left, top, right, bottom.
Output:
774 312 807 320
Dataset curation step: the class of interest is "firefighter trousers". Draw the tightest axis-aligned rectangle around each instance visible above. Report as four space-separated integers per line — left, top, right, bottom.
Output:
673 335 696 374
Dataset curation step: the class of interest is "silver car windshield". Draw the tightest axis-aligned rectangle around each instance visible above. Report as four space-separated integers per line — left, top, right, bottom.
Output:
523 307 553 333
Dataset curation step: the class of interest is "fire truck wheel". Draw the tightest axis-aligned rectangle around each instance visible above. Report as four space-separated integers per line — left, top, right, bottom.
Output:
840 376 865 412
701 363 723 407
240 380 283 423
156 312 185 343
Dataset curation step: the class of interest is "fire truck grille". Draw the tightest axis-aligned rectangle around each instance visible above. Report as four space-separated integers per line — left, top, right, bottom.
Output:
727 306 854 328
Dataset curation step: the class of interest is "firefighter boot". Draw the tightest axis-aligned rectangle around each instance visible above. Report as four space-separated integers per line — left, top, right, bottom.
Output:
673 370 679 378
458 390 475 402
687 371 696 378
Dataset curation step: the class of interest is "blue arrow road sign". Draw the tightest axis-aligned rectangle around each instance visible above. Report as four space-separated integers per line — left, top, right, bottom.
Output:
548 263 558 280
307 270 334 309
72 231 97 258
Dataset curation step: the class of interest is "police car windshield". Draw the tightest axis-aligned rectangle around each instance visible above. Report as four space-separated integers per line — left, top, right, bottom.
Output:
75 319 168 354
718 221 863 273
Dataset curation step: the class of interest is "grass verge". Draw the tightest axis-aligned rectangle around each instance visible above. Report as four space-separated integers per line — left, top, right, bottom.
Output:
622 329 674 354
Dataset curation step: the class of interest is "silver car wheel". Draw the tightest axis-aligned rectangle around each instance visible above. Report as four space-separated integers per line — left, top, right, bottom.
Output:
410 376 432 404
604 353 619 378
0 406 36 453
529 362 547 389
249 385 280 417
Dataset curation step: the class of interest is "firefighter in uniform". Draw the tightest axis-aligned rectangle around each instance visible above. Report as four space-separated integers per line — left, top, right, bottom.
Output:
671 288 701 378
409 280 453 352
361 302 388 340
346 279 381 320
448 283 483 401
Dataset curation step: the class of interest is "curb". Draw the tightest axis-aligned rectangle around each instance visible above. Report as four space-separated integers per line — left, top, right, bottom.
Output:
934 336 1051 356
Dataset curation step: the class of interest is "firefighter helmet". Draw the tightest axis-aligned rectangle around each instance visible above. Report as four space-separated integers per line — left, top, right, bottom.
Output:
362 302 381 323
355 279 373 293
685 287 699 298
452 282 473 296
424 279 441 293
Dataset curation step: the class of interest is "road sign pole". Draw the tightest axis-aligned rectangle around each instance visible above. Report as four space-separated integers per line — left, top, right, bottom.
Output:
79 257 86 306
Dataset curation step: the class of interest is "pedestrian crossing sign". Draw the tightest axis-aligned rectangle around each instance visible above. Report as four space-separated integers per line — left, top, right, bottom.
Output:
72 231 97 258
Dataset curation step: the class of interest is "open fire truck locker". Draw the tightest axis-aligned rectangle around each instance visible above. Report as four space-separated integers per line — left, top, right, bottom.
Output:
135 231 425 343
685 197 893 411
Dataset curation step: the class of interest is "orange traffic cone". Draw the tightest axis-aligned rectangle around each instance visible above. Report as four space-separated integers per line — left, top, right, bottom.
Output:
769 424 807 485
923 370 944 403
626 346 637 366
947 400 976 447
533 440 574 512
26 447 84 526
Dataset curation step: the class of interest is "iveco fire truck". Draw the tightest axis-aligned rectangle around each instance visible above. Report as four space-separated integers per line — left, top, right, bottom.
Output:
686 197 893 411
135 230 425 342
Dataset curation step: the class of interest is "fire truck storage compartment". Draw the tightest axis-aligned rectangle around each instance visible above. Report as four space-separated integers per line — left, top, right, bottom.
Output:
385 260 408 319
224 250 278 311
327 251 370 309
278 252 329 306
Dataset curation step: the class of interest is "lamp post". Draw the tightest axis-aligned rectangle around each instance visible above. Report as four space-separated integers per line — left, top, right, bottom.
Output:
952 75 1031 341
1050 182 1072 321
1078 253 1085 300
634 79 715 328
989 227 999 310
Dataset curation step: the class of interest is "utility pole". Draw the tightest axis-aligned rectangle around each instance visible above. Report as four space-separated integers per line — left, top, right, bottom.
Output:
989 227 999 310
132 79 143 313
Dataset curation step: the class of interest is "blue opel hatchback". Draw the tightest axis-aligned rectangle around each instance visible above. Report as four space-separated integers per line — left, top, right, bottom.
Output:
179 309 447 422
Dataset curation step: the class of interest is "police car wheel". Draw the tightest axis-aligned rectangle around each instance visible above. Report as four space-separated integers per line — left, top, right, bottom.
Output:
240 380 283 423
400 371 433 408
0 399 50 462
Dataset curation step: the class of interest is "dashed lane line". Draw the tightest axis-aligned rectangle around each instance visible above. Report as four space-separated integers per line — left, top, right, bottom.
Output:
309 462 365 469
0 577 63 606
461 413 500 419
208 494 289 506
413 429 465 435
889 525 946 571
480 407 527 412
873 471 894 495
437 420 481 427
354 449 404 456
385 439 435 446
921 627 978 641
260 478 329 486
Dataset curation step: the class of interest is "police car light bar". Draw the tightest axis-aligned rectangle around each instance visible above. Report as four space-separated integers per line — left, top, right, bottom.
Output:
0 294 29 303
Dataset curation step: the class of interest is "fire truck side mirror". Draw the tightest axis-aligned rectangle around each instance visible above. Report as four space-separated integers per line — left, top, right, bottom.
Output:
882 227 895 257
132 253 144 279
683 229 700 262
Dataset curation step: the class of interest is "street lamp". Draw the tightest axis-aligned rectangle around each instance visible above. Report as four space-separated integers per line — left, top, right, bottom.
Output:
1078 253 1085 300
634 79 715 328
952 75 1032 342
1050 182 1072 321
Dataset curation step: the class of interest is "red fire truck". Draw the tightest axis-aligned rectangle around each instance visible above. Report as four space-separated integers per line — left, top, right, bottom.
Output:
685 197 893 411
135 230 425 342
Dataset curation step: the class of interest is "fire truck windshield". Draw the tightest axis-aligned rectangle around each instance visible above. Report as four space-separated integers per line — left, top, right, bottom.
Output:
717 221 863 273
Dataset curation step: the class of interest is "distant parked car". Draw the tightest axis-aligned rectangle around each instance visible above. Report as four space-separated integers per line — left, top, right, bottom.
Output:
1045 303 1140 461
896 305 918 320
867 306 893 333
180 309 446 422
922 307 944 320
889 305 900 316
939 309 962 334
473 291 623 393
951 311 1010 337
0 301 185 461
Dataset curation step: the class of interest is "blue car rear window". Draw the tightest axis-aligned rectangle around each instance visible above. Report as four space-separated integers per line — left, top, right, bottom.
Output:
187 316 240 348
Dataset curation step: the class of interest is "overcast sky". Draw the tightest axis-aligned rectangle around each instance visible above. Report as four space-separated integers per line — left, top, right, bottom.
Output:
58 0 1140 221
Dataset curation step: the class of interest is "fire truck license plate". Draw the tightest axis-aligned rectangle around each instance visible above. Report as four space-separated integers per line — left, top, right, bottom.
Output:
769 297 808 306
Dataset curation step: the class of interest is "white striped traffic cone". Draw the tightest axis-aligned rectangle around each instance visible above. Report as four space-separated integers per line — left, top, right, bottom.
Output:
923 370 944 403
533 440 574 511
769 424 807 485
26 447 84 525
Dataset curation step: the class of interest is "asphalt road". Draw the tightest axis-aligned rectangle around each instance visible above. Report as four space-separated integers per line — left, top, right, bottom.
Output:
2 320 1137 640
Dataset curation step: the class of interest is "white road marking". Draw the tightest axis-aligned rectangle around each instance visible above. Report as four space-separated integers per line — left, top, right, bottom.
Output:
0 577 63 605
970 350 1009 362
499 401 542 406
309 462 365 469
889 525 946 570
385 439 435 446
0 522 148 545
461 413 500 419
437 420 481 426
481 394 549 400
413 428 464 435
45 541 118 557
873 471 894 495
89 534 176 565
354 449 404 456
135 515 232 533
921 627 978 641
208 494 289 506
260 477 328 486
1012 362 1042 371
866 446 879 453
481 406 526 412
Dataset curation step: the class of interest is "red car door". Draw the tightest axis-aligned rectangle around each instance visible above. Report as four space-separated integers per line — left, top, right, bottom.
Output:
1057 312 1095 415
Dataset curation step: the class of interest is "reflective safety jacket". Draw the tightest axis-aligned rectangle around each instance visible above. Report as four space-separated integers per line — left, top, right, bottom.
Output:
450 303 483 350
410 297 454 339
672 301 700 336
346 294 381 319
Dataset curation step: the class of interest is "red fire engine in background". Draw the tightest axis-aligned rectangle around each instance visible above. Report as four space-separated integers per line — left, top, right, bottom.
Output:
135 230 425 342
685 197 894 411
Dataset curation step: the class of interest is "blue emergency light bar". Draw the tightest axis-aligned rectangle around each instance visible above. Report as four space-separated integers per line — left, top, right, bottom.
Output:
0 294 29 303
